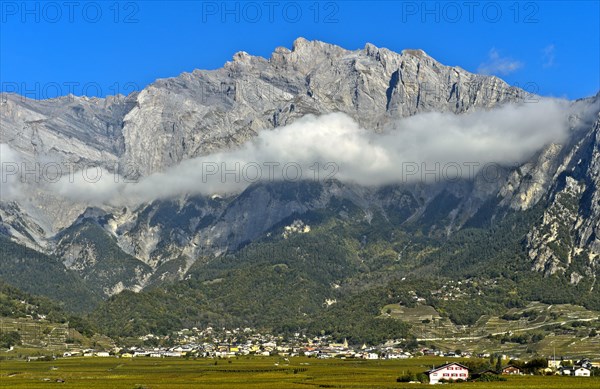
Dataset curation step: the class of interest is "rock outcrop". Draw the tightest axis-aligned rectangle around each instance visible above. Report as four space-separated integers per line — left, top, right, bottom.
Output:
1 39 598 296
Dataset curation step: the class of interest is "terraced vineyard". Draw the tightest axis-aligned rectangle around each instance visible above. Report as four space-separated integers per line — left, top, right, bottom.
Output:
382 302 600 358
0 318 69 350
0 317 114 355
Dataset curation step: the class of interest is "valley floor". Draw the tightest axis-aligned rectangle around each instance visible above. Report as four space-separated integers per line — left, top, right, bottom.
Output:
1 356 599 388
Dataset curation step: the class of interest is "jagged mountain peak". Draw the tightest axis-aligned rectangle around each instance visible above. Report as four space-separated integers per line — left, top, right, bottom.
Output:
114 39 527 177
3 38 599 301
291 36 343 52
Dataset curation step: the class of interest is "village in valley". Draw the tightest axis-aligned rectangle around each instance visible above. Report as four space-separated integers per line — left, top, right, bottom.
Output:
2 277 600 386
32 326 599 384
2 294 600 385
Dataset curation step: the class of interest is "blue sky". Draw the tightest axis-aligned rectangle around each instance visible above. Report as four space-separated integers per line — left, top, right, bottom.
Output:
1 1 598 99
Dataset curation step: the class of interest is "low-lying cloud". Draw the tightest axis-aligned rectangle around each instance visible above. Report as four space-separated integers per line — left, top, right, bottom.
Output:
0 143 23 200
1 98 593 205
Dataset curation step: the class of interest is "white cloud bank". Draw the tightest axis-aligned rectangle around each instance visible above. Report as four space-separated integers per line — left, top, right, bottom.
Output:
1 98 593 205
0 143 23 200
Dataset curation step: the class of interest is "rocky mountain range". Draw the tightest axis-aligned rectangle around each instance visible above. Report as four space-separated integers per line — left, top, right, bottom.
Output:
1 38 599 305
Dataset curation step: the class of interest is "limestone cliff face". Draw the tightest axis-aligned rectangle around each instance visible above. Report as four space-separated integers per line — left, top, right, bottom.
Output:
526 111 600 281
118 38 525 176
1 38 525 236
1 38 599 296
0 93 134 168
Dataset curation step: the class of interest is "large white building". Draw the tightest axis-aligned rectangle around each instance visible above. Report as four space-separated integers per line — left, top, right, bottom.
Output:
574 367 591 377
426 362 469 384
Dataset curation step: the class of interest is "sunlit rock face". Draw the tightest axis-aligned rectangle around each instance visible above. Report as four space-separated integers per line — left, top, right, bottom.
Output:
1 39 598 295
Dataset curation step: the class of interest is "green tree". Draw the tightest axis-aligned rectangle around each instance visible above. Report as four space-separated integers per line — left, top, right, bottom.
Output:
0 331 21 348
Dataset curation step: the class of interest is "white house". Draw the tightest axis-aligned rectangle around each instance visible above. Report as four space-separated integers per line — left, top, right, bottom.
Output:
574 367 591 377
426 363 469 384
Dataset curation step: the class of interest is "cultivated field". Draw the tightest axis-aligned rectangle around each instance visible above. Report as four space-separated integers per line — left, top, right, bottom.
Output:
1 356 598 388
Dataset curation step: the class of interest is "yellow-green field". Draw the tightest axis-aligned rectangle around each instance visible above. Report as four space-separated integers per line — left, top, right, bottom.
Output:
1 356 599 388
